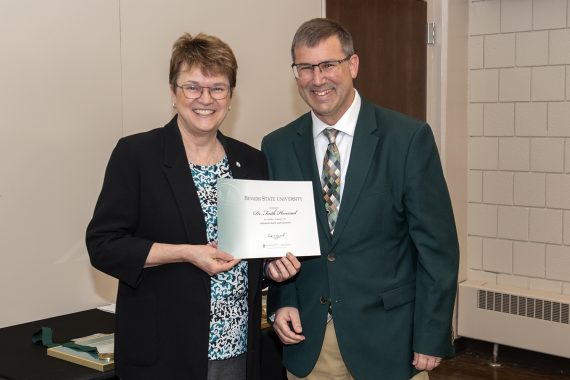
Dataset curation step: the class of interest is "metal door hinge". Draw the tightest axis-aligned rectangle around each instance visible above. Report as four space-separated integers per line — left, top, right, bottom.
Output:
426 22 436 45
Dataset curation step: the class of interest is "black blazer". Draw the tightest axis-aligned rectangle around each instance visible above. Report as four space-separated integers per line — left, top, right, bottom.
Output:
86 115 267 380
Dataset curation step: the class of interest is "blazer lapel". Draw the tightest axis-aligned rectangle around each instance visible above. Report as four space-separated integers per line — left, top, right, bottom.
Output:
332 101 380 246
292 116 332 243
161 117 210 288
218 131 249 180
217 131 262 297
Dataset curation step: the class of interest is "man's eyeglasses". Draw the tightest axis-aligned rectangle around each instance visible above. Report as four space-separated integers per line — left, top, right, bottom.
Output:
291 55 352 80
175 83 230 100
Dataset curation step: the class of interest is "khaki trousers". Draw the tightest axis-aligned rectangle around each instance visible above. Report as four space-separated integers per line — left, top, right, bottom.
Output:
287 321 429 380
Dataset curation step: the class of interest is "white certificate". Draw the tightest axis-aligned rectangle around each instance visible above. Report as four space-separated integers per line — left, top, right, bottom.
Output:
217 178 321 259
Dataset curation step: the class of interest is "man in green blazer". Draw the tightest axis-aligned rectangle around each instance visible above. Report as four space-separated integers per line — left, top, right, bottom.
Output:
262 18 459 380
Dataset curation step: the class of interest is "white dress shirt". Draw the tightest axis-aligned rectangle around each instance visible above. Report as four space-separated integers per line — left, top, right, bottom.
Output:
312 89 361 205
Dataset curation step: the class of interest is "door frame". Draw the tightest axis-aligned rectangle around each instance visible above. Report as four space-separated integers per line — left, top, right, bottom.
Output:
322 0 469 338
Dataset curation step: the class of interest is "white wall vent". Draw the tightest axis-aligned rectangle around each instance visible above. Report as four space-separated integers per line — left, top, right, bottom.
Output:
458 280 570 358
477 289 570 325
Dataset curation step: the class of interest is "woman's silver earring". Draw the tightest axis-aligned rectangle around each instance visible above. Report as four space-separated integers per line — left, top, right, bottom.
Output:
172 103 176 109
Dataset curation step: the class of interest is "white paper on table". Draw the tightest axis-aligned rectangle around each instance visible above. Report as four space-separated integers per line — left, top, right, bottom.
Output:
217 179 321 259
96 304 116 314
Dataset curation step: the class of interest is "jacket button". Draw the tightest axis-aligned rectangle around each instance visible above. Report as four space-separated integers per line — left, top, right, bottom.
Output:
320 296 329 304
327 253 336 262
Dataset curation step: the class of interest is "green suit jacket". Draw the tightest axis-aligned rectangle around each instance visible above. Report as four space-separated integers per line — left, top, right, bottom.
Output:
261 98 459 380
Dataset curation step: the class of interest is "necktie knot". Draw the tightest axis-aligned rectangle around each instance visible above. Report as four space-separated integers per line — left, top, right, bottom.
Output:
323 128 339 144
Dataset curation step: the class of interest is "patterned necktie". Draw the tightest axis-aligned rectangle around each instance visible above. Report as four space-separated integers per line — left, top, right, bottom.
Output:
322 128 341 232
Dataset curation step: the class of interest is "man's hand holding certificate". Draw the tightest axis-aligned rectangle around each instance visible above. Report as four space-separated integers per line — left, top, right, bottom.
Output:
217 179 321 259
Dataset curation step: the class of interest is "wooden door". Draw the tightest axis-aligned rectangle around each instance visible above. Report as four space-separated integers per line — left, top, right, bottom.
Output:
327 0 427 120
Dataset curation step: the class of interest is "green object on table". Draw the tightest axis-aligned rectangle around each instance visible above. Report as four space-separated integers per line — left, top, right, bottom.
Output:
32 326 99 358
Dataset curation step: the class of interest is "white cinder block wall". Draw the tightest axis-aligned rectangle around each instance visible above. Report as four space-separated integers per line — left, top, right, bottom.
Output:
468 0 570 296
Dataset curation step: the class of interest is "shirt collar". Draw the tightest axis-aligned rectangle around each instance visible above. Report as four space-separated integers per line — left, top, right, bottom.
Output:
312 89 361 139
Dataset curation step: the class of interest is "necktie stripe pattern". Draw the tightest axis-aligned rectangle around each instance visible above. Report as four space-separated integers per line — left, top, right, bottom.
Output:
322 128 341 232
